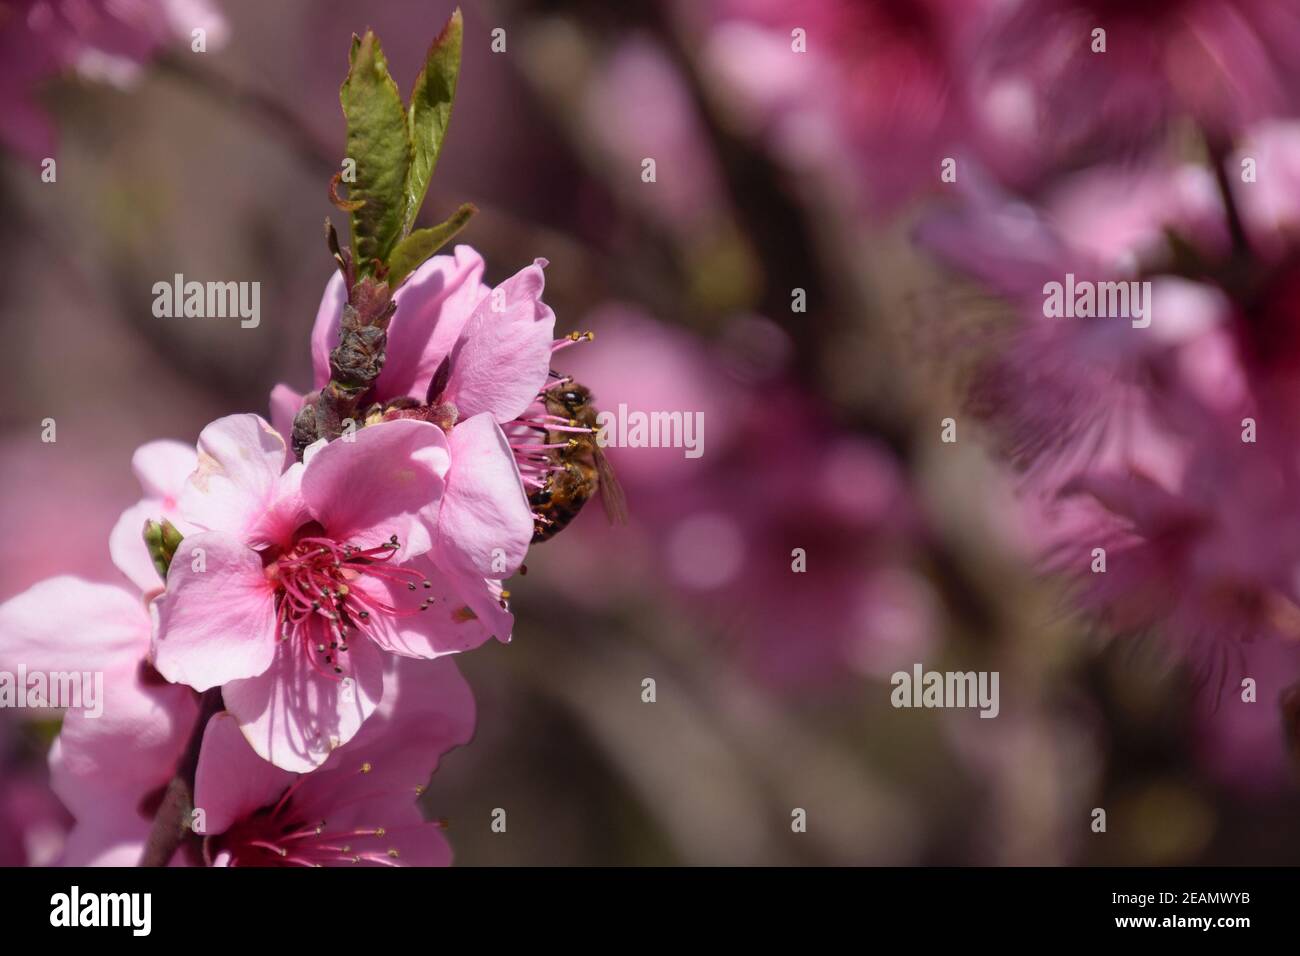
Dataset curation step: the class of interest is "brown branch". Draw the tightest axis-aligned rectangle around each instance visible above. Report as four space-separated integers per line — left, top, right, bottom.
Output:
138 687 224 867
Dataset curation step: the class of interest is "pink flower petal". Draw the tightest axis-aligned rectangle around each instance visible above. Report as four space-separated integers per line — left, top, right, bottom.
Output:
179 414 290 543
222 631 385 773
351 556 505 657
285 655 474 833
309 271 348 391
268 383 306 458
382 246 490 400
301 419 449 557
153 531 278 692
436 566 515 646
52 674 197 864
192 713 296 836
443 259 557 423
0 577 150 674
109 439 201 592
6 579 201 867
436 413 533 579
109 499 169 594
310 248 490 401
364 655 475 756
251 460 311 549
131 439 198 502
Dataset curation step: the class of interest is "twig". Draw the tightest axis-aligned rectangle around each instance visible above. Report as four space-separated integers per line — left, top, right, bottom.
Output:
138 687 223 867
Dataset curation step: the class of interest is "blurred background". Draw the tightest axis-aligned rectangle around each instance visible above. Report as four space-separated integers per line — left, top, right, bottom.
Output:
3 0 1300 866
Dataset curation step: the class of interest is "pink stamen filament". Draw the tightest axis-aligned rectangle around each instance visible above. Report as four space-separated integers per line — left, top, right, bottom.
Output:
219 784 437 868
270 534 433 680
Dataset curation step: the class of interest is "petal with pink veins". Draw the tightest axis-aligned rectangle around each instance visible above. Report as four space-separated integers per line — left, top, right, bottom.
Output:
0 577 152 675
153 531 278 692
351 556 507 656
193 713 296 835
443 259 557 424
381 246 490 401
310 247 490 401
131 439 198 502
301 419 449 557
222 632 385 773
436 413 533 579
179 414 289 542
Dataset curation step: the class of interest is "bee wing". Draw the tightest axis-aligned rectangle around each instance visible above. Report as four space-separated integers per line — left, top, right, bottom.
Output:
593 447 629 525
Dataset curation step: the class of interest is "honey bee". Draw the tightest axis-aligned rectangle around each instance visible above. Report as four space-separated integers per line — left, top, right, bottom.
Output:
529 380 627 542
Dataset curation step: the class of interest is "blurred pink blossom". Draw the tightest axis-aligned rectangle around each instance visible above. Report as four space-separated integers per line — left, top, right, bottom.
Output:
0 717 72 866
0 0 227 158
585 36 726 231
702 0 998 210
541 304 935 688
978 0 1300 180
1194 638 1300 794
0 575 198 866
917 140 1300 692
0 433 213 862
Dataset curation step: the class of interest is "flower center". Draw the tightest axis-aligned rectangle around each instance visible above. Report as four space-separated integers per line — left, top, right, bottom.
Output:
211 774 424 867
268 529 432 679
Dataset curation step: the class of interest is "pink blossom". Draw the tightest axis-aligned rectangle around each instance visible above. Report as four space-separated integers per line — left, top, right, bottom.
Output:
191 656 473 866
0 0 228 158
107 438 198 594
703 0 998 211
268 248 558 657
0 767 72 866
0 715 73 866
1194 638 1300 794
273 248 556 520
978 0 1300 175
1053 429 1300 662
917 145 1300 672
540 305 934 688
152 412 522 771
291 248 555 424
0 576 197 866
915 163 1231 486
584 37 726 232
0 434 214 861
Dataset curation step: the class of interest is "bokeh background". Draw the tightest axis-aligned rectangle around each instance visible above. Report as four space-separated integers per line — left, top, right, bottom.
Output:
4 0 1300 866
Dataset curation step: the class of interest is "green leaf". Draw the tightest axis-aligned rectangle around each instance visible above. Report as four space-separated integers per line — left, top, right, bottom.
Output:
404 9 463 234
340 31 412 271
387 203 477 288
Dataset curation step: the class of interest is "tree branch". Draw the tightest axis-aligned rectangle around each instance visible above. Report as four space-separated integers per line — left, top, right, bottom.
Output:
138 687 224 867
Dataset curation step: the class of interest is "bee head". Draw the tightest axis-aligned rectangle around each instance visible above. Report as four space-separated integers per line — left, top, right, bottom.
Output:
555 382 593 415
